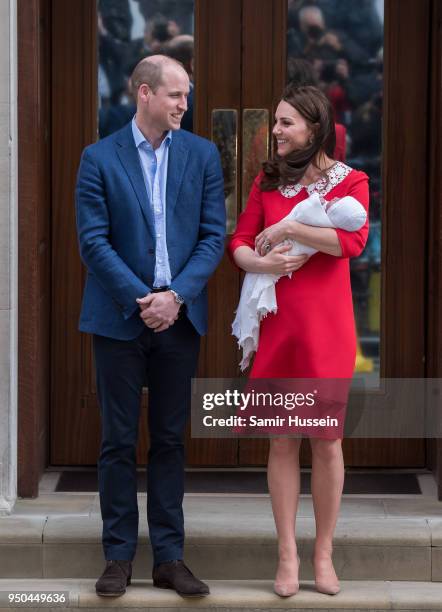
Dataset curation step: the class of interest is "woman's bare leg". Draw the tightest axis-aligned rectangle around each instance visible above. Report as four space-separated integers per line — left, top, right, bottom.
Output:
310 438 344 593
267 437 302 590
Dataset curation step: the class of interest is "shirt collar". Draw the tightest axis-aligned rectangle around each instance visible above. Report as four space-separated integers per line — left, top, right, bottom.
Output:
132 116 172 150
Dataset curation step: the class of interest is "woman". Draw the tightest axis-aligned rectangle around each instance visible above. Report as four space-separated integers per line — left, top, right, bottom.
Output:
228 85 369 597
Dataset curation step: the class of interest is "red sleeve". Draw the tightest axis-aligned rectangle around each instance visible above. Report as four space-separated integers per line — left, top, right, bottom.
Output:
227 173 265 258
334 170 370 258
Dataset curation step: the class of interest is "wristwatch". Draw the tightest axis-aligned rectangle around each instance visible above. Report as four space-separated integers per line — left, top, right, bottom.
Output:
169 289 185 306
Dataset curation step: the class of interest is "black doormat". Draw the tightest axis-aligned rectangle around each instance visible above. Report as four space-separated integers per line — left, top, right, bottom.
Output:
55 470 421 495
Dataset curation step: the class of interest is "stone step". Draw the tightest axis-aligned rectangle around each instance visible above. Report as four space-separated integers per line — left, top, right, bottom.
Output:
1 495 442 581
1 578 442 611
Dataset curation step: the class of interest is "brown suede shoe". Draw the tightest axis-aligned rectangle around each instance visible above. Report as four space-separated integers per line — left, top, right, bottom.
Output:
95 560 132 597
152 560 210 597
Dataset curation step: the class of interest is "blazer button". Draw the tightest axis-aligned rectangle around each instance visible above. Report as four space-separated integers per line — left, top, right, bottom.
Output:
148 248 154 254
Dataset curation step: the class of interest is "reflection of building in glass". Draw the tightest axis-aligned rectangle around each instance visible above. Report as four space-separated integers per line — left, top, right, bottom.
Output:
98 0 195 138
287 0 384 374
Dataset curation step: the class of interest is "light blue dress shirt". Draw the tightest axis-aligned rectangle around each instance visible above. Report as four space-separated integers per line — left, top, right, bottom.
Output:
132 117 172 288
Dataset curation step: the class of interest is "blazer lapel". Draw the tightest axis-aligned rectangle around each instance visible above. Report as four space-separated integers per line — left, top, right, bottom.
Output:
166 132 189 218
115 124 155 237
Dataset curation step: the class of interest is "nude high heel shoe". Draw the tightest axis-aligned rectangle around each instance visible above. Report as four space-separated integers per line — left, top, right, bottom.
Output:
315 581 340 596
273 555 300 597
312 555 340 595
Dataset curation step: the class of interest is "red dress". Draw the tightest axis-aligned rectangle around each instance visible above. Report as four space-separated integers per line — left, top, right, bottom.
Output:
228 163 369 437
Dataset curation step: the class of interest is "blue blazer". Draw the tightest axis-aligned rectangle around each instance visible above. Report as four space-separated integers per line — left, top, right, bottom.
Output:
75 122 226 340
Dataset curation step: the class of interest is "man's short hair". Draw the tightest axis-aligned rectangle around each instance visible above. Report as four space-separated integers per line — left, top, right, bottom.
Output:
130 55 184 95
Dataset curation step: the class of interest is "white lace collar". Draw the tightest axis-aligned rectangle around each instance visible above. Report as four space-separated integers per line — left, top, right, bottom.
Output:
278 161 352 199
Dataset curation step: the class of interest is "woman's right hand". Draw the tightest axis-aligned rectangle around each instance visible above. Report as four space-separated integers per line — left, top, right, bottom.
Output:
258 244 309 275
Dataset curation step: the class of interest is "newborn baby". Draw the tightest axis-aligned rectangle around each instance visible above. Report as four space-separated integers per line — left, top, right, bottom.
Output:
232 192 367 370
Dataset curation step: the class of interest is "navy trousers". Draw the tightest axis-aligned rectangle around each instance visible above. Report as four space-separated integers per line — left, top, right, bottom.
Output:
93 314 200 565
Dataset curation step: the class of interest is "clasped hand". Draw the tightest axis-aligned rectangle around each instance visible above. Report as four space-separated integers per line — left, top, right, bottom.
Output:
136 291 180 333
259 244 308 275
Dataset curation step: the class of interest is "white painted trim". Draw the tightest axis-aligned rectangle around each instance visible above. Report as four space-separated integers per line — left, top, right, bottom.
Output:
0 0 18 516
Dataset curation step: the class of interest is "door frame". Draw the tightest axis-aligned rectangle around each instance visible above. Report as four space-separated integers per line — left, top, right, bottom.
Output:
17 0 52 497
427 0 442 496
17 0 442 495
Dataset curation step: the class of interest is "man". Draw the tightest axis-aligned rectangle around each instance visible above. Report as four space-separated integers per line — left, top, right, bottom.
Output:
75 55 225 598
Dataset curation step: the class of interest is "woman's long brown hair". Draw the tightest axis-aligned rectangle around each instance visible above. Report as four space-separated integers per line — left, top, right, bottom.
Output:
260 85 336 191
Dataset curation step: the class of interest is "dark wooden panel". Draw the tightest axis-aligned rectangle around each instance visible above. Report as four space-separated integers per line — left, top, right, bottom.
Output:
381 0 429 378
240 438 426 468
194 0 242 134
187 0 243 466
271 0 287 102
242 0 287 107
191 255 239 465
242 0 275 106
239 439 268 466
426 0 442 495
50 0 98 464
198 255 241 379
18 0 52 496
239 438 426 468
343 439 425 467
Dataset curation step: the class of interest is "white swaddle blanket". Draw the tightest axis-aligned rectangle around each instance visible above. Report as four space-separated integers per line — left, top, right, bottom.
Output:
232 192 367 370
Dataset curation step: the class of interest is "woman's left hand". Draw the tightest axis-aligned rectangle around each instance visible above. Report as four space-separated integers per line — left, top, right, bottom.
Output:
255 220 295 256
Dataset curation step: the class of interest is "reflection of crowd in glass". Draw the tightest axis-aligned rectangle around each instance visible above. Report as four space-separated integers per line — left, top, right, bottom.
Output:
287 0 383 347
98 0 194 138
